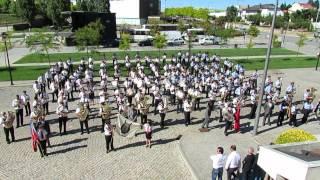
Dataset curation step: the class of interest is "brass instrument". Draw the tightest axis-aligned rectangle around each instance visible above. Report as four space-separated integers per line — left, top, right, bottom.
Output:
139 96 151 115
77 104 89 122
100 104 112 120
3 111 15 128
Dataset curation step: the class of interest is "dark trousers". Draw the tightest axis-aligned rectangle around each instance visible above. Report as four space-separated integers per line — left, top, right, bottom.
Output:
58 116 67 135
105 135 114 151
171 94 176 104
195 98 201 110
262 112 272 126
154 99 160 115
224 121 232 135
140 114 147 124
25 102 31 116
302 109 311 124
3 127 15 143
101 118 106 132
38 140 47 157
15 109 23 127
184 111 191 125
43 103 49 115
242 170 252 180
80 120 89 134
160 113 166 128
249 103 257 119
52 90 58 102
227 168 238 180
177 100 183 113
128 96 133 105
289 114 297 126
277 111 285 126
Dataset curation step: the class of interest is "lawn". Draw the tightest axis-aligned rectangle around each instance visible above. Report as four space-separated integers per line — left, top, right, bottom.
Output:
1 57 317 82
15 48 298 64
0 14 24 25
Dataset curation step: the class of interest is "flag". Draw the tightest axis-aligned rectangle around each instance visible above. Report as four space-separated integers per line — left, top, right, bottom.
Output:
30 123 39 152
115 114 141 138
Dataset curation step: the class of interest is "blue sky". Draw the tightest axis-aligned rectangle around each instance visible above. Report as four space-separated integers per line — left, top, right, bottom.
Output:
161 0 305 10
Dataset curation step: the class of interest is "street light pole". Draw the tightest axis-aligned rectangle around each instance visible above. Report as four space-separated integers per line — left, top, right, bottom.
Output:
2 32 13 85
316 52 320 70
252 0 278 135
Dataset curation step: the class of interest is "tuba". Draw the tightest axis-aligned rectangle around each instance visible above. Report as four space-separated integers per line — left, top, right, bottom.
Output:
139 96 151 115
77 104 89 122
3 111 15 128
101 104 112 120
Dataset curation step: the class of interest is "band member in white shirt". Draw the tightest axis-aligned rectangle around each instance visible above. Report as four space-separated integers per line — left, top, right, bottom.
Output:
0 111 15 144
176 88 185 113
75 103 90 135
104 121 115 153
21 90 31 116
12 95 24 128
33 81 41 96
183 98 192 126
40 91 49 115
56 102 68 136
157 98 167 128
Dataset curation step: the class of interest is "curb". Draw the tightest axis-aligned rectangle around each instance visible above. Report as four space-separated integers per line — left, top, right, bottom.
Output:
177 139 199 180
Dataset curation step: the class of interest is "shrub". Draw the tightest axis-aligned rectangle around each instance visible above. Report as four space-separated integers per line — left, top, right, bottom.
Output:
275 129 316 144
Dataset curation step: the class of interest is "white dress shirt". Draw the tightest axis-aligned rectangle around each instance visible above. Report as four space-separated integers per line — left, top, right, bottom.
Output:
210 154 226 169
225 151 241 169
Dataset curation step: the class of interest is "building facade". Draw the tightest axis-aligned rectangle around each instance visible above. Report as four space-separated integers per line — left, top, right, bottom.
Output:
110 0 160 25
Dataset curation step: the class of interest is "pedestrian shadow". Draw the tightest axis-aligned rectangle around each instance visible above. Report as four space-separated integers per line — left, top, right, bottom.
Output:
47 145 87 156
240 122 253 133
14 136 31 143
116 141 146 151
152 137 179 147
50 138 88 148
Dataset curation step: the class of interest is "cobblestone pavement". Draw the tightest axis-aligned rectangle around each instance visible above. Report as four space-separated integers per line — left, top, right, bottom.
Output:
0 68 319 180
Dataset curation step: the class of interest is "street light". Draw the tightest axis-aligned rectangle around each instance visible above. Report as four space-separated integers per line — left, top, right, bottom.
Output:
316 52 320 70
252 0 278 135
1 32 13 85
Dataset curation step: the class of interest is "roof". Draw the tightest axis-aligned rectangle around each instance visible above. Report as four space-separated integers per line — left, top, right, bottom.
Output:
298 3 314 9
244 4 275 11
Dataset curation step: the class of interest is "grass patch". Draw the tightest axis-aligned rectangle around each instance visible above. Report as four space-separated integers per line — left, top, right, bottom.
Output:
15 48 298 64
1 57 317 81
0 14 24 25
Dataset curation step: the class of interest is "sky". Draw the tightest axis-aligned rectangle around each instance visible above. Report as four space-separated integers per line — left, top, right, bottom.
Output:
161 0 306 10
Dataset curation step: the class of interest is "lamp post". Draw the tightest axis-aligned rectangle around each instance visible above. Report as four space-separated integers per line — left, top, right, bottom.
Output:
252 0 278 135
2 32 13 85
316 52 320 70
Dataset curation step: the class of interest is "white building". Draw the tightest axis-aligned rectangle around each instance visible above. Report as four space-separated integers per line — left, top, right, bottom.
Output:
110 0 160 25
209 11 227 18
289 2 315 13
238 4 284 20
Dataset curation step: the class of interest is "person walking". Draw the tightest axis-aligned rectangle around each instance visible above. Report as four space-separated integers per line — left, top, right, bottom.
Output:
262 98 274 126
225 145 241 180
210 147 226 180
277 100 288 126
302 99 313 124
104 121 115 153
37 124 48 157
201 101 214 129
0 112 15 144
242 147 255 180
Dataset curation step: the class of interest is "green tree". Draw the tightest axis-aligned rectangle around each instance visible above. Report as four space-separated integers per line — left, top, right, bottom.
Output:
247 26 260 38
153 33 167 59
272 34 282 48
296 33 307 55
16 0 36 26
25 30 60 65
215 28 235 45
119 33 131 54
178 20 187 34
226 6 238 22
247 13 262 26
200 20 214 35
46 0 70 28
0 0 11 13
75 20 104 56
246 37 254 49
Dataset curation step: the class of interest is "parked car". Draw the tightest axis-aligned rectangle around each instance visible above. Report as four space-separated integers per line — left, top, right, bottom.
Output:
167 37 184 46
199 36 219 45
138 38 153 46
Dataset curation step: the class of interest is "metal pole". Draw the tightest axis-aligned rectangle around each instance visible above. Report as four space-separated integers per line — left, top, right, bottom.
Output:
252 0 278 135
4 39 13 85
316 53 320 70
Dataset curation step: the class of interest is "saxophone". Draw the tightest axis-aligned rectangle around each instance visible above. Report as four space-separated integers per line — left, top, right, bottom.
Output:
139 96 151 115
77 105 89 122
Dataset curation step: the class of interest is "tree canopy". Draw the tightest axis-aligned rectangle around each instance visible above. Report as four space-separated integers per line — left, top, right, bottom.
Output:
226 6 238 22
16 0 36 25
164 7 209 20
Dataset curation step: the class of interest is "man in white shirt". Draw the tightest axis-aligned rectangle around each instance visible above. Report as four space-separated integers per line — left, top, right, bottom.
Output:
183 99 192 126
12 95 24 128
21 90 31 116
225 145 241 180
210 147 226 180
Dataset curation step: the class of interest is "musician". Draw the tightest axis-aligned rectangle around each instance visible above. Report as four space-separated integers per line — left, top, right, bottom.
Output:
40 91 49 115
75 103 90 135
138 96 149 124
223 105 233 136
37 124 48 157
183 98 192 126
262 98 274 126
0 112 15 144
275 77 282 96
126 85 134 105
193 88 201 111
104 121 115 153
33 81 41 96
56 102 68 136
21 90 31 116
302 99 314 124
289 102 297 127
153 90 161 115
249 90 257 119
201 101 214 129
286 82 296 95
176 88 185 113
12 95 24 128
49 80 58 102
157 98 167 128
277 100 288 126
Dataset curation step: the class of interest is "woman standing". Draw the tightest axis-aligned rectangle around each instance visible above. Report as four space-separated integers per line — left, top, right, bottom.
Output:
234 102 241 133
104 121 115 153
143 120 152 148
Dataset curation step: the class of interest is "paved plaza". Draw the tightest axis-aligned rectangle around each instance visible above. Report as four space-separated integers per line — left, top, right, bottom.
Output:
0 68 319 180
